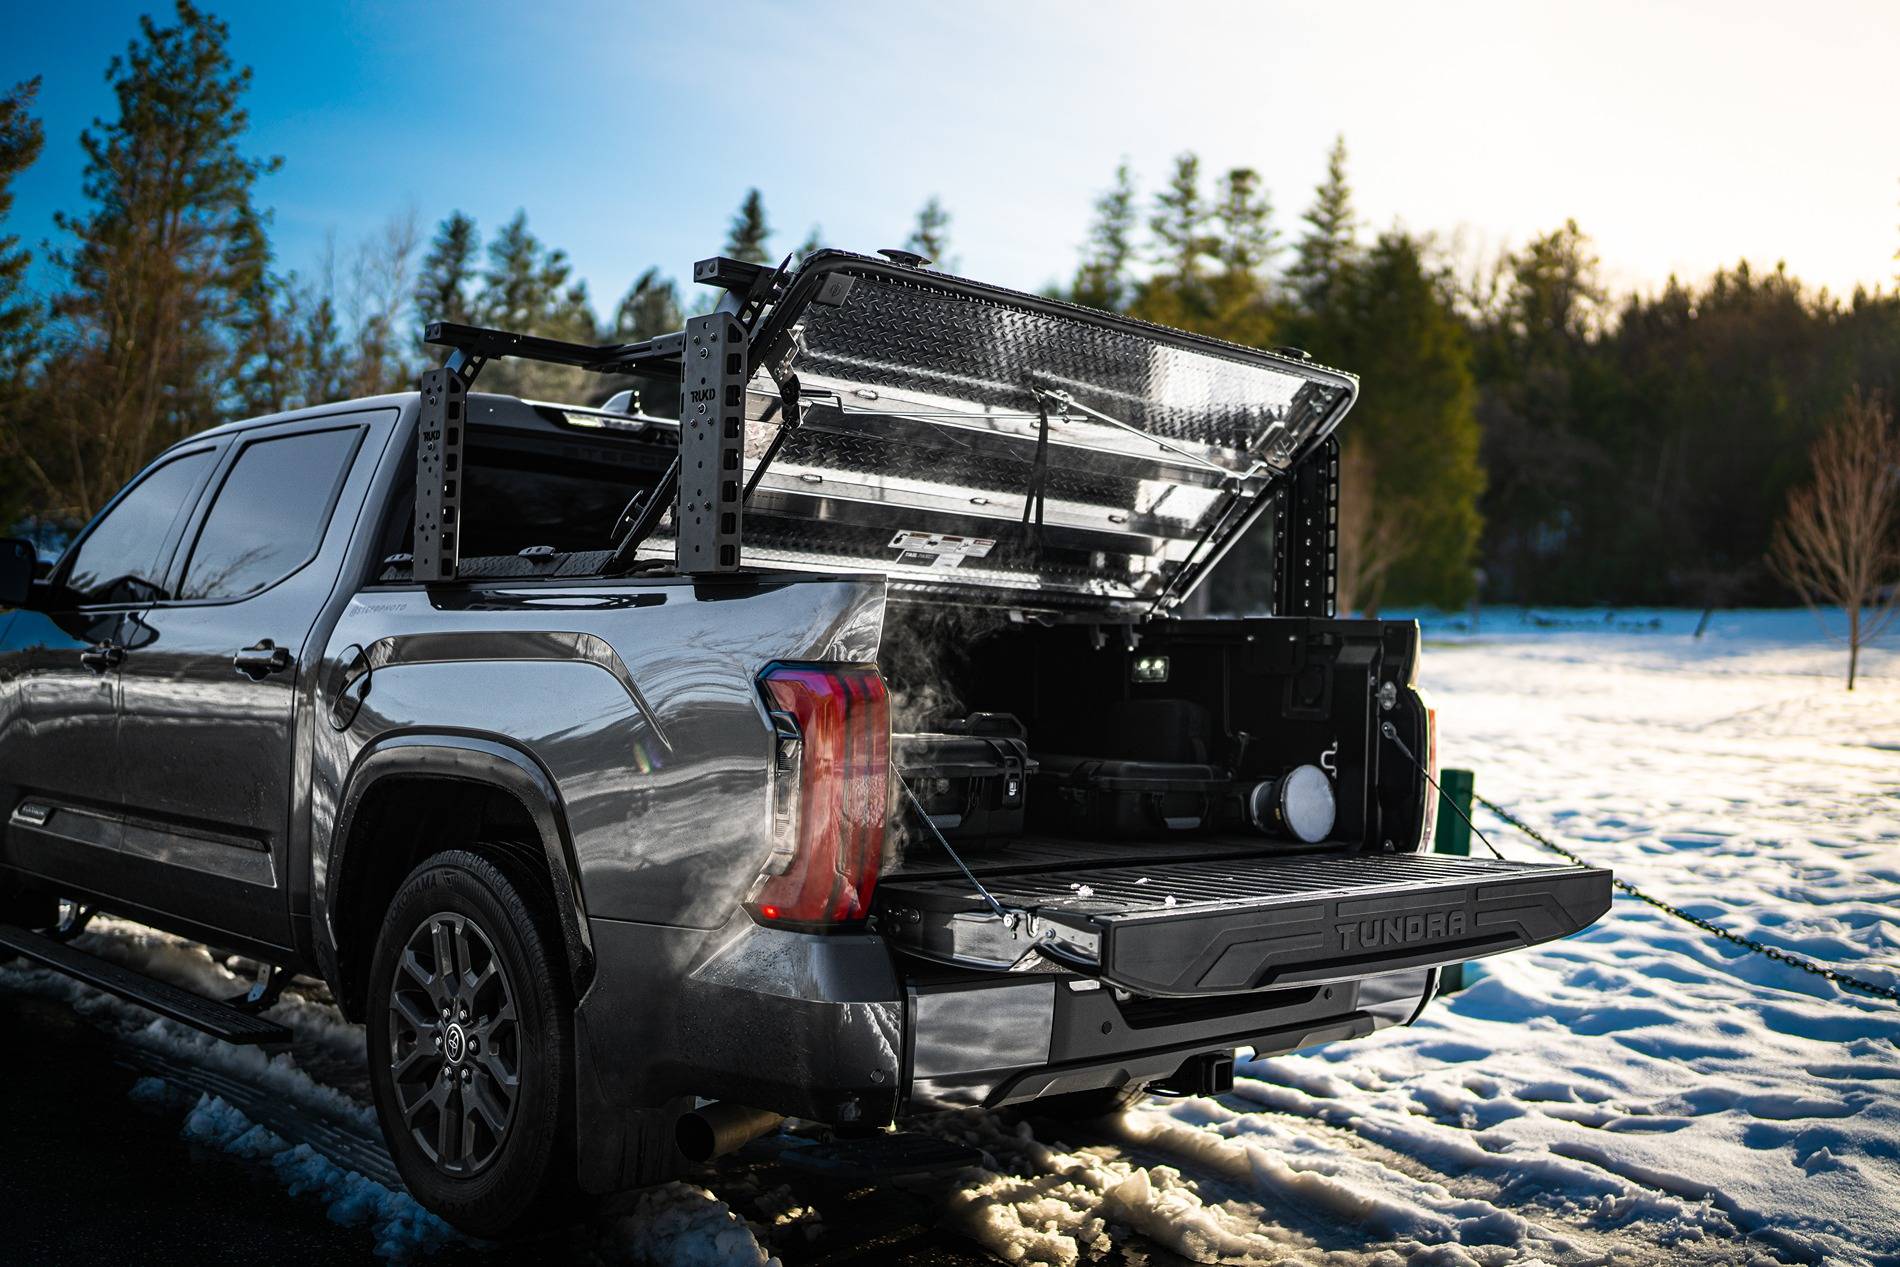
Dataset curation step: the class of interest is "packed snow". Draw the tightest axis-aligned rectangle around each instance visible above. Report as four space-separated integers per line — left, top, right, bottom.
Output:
3 606 1896 1264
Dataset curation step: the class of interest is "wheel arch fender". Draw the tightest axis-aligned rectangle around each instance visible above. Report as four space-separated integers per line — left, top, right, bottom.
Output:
324 733 595 1011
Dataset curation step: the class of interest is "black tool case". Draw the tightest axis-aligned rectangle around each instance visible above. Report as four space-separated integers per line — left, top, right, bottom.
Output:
1031 755 1232 837
893 715 1036 844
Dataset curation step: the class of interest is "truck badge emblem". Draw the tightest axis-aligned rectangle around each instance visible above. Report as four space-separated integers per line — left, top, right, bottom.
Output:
1338 910 1467 949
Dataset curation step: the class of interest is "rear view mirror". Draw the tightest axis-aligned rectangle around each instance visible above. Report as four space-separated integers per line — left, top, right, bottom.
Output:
0 538 38 608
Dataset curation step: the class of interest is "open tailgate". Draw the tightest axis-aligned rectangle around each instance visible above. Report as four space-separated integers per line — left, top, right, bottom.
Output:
875 851 1611 996
726 251 1358 615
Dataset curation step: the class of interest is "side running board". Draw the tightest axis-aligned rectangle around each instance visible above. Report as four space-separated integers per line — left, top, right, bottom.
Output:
0 923 291 1046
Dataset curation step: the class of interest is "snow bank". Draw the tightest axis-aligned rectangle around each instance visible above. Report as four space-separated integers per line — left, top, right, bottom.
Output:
598 1184 782 1267
172 1090 458 1260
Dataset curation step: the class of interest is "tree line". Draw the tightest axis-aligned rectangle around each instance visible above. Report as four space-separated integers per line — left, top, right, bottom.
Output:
1056 145 1899 614
2 1 1896 615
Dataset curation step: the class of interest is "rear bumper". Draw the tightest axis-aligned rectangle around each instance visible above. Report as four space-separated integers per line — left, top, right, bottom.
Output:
904 966 1386 1110
572 916 1437 1191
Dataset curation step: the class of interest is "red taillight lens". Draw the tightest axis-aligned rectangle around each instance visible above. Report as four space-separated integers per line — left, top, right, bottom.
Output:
1418 701 1441 851
749 663 889 929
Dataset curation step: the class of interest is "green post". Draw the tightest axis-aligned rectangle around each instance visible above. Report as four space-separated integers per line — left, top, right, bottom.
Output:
1435 768 1475 993
1436 768 1474 859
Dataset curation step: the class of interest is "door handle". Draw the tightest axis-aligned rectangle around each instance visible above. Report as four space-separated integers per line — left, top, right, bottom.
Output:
79 643 125 673
233 640 293 680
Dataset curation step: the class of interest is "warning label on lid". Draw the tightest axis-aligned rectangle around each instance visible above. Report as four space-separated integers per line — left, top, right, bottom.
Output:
889 530 995 569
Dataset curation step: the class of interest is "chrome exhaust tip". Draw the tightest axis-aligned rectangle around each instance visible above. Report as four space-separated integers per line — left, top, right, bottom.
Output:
675 1101 785 1163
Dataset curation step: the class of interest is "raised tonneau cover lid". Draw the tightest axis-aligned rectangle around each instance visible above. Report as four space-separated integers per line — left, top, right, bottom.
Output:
728 251 1359 615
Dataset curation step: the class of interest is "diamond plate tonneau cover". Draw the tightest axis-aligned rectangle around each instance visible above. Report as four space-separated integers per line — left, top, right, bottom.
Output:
725 251 1359 614
873 851 1612 997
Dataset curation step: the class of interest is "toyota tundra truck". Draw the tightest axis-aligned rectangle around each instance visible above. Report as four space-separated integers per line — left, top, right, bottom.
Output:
0 249 1610 1235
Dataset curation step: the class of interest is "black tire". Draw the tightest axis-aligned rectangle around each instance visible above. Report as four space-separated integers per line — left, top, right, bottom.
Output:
366 848 575 1237
1026 1083 1150 1121
0 877 56 953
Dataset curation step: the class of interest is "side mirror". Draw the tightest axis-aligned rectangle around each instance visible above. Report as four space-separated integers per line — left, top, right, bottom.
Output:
0 538 38 608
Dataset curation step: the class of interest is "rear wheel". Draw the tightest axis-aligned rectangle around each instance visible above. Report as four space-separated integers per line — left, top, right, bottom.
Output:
366 849 574 1237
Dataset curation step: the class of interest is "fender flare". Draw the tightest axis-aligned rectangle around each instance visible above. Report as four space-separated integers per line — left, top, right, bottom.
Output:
323 733 596 1003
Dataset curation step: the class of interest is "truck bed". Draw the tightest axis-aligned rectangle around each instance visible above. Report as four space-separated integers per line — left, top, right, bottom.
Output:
887 830 1290 879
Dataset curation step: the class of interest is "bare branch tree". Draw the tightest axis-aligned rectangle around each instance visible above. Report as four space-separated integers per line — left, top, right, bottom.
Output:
1335 437 1408 616
343 209 419 398
1768 387 1900 689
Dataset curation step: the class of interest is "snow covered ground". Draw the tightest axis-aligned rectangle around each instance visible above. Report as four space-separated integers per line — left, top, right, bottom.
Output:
3 607 1896 1265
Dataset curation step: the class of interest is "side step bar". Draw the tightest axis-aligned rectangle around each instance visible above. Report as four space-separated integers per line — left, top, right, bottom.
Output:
0 923 291 1046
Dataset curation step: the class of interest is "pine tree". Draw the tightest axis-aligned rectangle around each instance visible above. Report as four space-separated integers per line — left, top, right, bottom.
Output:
1214 168 1276 280
1071 162 1137 312
1209 166 1277 346
475 211 597 399
904 196 953 268
1329 232 1484 610
415 211 479 330
19 2 280 521
1287 135 1357 314
1133 153 1217 328
1505 218 1604 353
725 189 771 264
1150 153 1213 286
0 78 45 530
795 225 824 261
612 268 682 343
300 275 347 407
0 79 42 370
226 210 293 418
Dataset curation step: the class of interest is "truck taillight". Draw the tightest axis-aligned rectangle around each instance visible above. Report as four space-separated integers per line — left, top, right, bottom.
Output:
749 663 889 930
1417 701 1441 851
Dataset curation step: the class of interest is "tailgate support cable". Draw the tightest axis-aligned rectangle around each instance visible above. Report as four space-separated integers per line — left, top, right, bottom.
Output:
896 774 1017 925
895 772 1105 976
1380 722 1506 860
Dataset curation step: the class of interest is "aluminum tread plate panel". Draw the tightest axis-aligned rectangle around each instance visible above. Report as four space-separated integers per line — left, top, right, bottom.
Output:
741 251 1360 611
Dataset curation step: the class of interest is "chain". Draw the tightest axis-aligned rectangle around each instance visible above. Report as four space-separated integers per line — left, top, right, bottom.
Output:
1469 793 1900 1005
1378 722 1900 1006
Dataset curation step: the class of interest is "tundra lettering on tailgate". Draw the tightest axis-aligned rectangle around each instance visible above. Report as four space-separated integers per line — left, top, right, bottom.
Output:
1339 910 1468 950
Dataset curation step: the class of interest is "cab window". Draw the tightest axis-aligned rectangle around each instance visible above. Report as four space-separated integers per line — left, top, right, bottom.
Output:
177 428 361 601
62 449 216 605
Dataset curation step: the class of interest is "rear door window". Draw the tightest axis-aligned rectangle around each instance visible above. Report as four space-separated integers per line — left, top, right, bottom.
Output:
178 428 362 601
62 448 217 605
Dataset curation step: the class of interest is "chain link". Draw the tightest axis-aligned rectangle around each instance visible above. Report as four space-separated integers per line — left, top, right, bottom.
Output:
1379 723 1900 1007
1468 793 1900 1005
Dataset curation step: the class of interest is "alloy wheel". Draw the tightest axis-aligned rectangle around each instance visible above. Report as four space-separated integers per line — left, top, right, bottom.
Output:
386 912 520 1176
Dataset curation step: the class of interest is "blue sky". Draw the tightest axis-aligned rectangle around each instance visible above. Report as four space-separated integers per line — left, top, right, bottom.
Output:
5 0 1897 319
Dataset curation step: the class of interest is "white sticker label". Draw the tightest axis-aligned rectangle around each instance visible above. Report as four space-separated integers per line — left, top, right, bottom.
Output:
889 531 995 570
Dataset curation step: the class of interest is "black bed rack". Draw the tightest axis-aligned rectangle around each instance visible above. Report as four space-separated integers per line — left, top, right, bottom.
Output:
412 254 787 584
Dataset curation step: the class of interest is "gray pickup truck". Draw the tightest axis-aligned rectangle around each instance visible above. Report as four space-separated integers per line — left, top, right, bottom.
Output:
0 249 1609 1236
